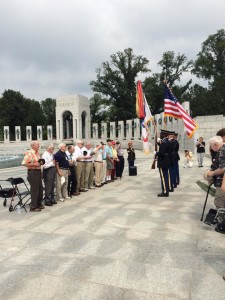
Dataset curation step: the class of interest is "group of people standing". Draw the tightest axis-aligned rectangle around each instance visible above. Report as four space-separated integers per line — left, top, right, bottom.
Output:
156 130 180 197
22 139 136 212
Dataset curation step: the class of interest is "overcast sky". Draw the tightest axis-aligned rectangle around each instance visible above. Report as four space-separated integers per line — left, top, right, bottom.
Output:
0 0 225 101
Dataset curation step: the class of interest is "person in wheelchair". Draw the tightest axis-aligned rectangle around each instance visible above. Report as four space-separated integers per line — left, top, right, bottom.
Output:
204 136 225 229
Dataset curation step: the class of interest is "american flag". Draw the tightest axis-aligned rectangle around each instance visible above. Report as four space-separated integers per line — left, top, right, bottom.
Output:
164 82 198 139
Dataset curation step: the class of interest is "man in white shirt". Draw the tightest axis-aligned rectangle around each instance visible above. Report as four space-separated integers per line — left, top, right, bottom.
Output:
92 142 103 187
42 144 56 206
82 141 95 190
66 145 77 197
74 140 86 193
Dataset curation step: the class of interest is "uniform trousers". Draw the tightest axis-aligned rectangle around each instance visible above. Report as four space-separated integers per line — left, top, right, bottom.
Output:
27 169 43 209
56 169 69 200
173 161 180 185
169 165 176 189
158 167 170 194
43 166 56 203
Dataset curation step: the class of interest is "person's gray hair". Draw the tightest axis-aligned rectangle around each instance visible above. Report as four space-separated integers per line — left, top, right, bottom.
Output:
47 143 54 150
76 139 83 145
58 143 66 149
31 141 39 148
85 141 91 146
209 136 223 146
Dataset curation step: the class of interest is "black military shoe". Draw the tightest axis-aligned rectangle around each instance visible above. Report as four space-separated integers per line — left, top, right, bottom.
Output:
157 193 169 197
169 189 174 192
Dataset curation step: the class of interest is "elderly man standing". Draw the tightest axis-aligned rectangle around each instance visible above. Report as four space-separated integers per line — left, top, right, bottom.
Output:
82 141 95 190
66 145 77 197
54 143 70 202
74 140 87 193
22 141 44 212
42 144 56 206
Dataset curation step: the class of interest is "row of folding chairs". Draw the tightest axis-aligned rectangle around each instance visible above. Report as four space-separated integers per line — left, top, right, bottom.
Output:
0 177 31 212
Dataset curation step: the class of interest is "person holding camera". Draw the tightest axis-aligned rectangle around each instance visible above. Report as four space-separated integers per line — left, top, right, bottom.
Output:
22 141 44 212
196 137 205 167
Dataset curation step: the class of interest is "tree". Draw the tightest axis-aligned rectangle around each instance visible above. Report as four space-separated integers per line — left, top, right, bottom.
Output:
41 98 56 137
144 51 193 114
90 48 150 121
89 94 110 124
193 29 225 82
0 90 27 139
192 29 225 114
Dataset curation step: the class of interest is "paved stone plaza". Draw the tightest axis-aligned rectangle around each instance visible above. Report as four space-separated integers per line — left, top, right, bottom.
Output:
0 151 225 299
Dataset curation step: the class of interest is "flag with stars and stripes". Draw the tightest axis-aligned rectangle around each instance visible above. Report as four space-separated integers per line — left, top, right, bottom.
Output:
164 82 198 139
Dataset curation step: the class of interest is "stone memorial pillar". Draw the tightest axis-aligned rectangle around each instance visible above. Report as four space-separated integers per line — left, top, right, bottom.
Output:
37 126 43 141
4 126 10 143
26 126 32 142
15 126 21 142
133 118 139 140
47 126 53 140
101 122 107 141
92 123 98 140
125 119 133 140
117 121 124 141
109 122 116 140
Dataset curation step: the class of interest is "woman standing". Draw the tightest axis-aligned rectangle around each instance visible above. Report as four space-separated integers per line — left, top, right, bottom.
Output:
196 137 205 167
127 141 135 167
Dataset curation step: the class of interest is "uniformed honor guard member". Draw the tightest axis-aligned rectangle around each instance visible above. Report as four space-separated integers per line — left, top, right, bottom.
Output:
173 133 180 186
156 130 171 197
168 131 176 192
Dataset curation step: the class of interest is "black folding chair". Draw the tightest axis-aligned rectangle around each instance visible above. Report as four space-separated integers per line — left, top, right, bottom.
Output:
10 177 31 212
0 178 16 211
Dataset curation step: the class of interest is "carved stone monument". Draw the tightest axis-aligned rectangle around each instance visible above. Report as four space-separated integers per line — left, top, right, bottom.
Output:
26 126 32 142
15 126 21 142
4 126 9 143
47 126 53 140
37 126 43 141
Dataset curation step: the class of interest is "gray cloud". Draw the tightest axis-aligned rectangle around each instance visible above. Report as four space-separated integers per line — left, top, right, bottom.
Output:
0 0 225 100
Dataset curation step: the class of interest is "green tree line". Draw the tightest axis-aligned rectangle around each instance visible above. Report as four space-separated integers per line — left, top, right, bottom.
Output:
0 90 56 140
90 29 225 124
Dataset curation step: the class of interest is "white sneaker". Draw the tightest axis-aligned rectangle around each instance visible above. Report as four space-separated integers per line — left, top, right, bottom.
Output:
59 198 65 202
65 197 71 200
88 186 95 189
83 188 88 192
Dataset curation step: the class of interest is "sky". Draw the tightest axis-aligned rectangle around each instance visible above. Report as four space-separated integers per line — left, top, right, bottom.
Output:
0 0 225 101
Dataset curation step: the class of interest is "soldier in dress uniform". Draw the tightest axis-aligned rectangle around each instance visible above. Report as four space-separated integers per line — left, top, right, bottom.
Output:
168 131 176 192
173 133 180 186
156 130 171 197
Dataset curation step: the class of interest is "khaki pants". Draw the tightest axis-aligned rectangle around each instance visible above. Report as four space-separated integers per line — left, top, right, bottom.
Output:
84 162 94 188
76 162 85 191
94 161 103 186
214 187 225 209
56 169 69 200
101 160 107 183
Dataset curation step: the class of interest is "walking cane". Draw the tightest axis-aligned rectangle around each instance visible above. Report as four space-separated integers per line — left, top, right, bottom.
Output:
200 182 214 221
